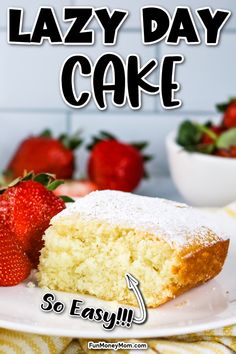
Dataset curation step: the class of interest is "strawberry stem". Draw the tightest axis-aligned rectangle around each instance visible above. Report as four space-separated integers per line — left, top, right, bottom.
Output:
131 142 148 151
60 195 75 203
47 180 64 191
87 131 117 150
195 123 218 141
39 128 83 150
59 130 83 150
40 129 52 138
216 97 236 113
0 172 64 194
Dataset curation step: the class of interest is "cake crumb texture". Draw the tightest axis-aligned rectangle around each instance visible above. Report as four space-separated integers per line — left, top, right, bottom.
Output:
38 191 229 307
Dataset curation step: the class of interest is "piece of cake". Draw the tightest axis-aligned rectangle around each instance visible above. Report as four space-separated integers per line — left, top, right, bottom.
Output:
38 190 229 308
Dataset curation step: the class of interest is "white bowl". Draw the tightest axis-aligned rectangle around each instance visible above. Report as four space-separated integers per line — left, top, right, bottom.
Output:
166 131 236 207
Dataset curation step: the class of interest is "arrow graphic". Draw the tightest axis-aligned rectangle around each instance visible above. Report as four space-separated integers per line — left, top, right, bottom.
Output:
125 273 147 324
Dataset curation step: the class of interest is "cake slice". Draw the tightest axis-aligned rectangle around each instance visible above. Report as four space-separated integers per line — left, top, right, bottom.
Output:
38 190 229 308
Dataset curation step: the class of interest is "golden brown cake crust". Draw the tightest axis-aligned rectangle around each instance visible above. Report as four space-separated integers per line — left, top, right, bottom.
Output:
147 239 229 308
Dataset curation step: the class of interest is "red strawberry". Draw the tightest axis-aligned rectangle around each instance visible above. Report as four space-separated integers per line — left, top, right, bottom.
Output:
223 101 236 128
87 132 151 192
201 126 222 145
230 146 236 157
0 219 31 286
0 173 66 267
216 146 236 158
215 149 231 158
0 196 10 224
6 130 82 179
54 179 98 198
217 99 236 128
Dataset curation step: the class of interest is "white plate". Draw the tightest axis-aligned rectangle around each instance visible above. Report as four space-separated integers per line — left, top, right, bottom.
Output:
0 224 235 338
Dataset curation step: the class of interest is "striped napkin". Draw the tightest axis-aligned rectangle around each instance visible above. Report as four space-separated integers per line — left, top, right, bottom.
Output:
0 203 236 354
0 327 236 353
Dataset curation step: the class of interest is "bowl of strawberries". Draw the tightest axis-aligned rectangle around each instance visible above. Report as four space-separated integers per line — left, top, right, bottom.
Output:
166 98 236 207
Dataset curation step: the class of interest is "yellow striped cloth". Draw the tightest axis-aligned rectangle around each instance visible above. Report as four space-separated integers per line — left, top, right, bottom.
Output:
0 328 236 354
0 203 236 354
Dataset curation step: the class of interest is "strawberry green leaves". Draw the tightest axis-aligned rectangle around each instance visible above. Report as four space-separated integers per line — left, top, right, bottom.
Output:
59 130 83 150
87 131 117 150
59 195 75 203
40 129 53 138
216 97 236 113
177 121 203 148
40 129 83 151
0 172 74 203
177 121 216 153
177 120 236 154
216 128 236 149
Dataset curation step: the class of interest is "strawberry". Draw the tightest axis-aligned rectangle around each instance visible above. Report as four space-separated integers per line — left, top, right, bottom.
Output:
216 98 236 128
230 146 236 157
6 130 82 180
216 146 236 158
54 179 98 198
0 218 31 286
223 101 236 128
0 197 10 224
201 125 222 145
87 132 151 192
0 173 66 267
215 149 231 158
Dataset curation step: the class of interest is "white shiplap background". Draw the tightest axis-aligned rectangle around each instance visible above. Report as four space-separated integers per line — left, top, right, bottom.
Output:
0 0 236 196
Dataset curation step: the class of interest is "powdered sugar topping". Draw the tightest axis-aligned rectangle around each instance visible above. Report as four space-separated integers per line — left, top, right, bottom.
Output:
53 190 226 249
